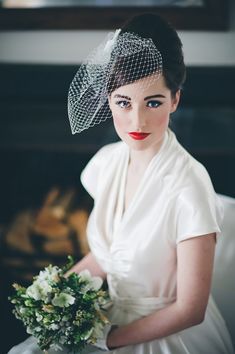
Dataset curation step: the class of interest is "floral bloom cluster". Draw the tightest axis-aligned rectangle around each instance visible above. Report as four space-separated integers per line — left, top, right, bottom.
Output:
9 257 111 353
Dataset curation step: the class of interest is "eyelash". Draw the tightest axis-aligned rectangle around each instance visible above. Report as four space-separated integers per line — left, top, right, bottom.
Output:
115 100 130 108
115 100 162 109
147 100 163 108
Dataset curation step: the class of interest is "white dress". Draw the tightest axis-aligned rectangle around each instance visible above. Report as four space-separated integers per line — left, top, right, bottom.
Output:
8 128 234 354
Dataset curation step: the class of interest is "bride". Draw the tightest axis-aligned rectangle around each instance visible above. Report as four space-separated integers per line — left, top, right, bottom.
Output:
9 12 234 354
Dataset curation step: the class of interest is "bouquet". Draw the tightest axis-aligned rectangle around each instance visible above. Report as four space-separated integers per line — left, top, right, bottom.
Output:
9 256 111 353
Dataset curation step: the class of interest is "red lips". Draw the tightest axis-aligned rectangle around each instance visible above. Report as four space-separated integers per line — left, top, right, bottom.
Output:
128 132 150 140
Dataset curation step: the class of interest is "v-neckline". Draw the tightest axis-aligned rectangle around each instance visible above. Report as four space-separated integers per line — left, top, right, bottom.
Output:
120 148 153 222
120 130 169 223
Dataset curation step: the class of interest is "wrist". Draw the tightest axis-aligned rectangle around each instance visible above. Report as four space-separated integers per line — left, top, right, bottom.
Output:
106 324 119 350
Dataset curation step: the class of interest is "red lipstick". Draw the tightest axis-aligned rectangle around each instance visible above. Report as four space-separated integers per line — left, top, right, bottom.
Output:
128 132 150 140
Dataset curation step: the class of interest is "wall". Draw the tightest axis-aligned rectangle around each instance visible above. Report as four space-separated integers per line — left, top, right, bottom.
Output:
0 0 235 66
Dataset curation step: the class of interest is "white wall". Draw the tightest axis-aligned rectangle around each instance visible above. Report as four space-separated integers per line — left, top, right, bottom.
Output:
0 1 234 66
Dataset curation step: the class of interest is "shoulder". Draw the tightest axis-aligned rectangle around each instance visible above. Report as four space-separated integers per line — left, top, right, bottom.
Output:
182 153 215 200
93 140 124 162
80 141 124 198
169 132 215 197
169 132 221 214
170 144 223 244
83 140 124 175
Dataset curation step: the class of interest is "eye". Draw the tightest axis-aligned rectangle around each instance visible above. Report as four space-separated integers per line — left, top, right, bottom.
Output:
146 100 162 108
115 100 131 108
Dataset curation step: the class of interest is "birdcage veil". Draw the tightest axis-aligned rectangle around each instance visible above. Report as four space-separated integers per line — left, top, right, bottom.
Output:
68 29 163 134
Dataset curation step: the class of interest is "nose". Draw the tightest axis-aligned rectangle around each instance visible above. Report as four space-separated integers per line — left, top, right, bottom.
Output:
131 106 146 131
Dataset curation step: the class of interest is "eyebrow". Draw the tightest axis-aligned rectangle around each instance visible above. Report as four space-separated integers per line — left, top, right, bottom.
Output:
144 94 166 100
113 94 131 100
113 93 166 101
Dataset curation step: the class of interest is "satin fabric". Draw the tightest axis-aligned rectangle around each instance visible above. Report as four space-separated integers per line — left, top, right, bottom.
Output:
8 128 234 354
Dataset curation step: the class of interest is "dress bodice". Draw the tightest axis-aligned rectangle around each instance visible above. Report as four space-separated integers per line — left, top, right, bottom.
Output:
81 129 223 301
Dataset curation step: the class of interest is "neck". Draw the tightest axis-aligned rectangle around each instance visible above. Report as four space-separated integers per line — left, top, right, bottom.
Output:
129 134 166 171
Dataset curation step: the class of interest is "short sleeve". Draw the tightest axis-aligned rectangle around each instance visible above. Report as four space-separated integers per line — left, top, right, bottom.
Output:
175 166 224 245
80 143 116 199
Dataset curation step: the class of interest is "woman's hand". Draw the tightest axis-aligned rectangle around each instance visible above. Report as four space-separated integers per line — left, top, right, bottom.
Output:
64 252 107 279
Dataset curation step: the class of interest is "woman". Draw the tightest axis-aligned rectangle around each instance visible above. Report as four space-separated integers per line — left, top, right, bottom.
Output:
9 13 234 354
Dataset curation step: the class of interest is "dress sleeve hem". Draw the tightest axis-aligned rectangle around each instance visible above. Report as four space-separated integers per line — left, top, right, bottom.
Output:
176 227 221 245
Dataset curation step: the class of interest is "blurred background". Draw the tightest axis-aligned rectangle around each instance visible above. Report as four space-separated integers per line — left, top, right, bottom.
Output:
0 0 235 353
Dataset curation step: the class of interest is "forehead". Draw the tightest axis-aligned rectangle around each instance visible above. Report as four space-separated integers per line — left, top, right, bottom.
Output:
111 74 168 99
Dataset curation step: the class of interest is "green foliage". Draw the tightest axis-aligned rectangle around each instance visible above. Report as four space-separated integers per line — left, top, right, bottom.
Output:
9 257 111 353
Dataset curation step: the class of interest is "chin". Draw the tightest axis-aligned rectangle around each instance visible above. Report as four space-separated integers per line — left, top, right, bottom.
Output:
125 140 151 151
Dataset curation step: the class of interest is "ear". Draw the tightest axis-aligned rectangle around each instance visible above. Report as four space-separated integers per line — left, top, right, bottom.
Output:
170 90 181 113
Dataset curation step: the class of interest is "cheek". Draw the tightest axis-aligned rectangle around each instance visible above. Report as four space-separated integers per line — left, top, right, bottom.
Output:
112 113 126 131
149 110 169 128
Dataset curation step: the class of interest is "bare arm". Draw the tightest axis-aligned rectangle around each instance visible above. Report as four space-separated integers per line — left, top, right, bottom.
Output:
66 252 106 280
107 233 216 349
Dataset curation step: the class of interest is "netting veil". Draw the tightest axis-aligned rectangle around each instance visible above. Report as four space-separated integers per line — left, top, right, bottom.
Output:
68 29 163 134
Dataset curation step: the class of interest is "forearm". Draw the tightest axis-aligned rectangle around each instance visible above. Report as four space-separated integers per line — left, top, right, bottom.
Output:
66 252 106 279
107 301 203 349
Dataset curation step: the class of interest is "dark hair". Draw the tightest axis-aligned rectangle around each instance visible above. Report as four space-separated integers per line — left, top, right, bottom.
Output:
108 13 186 97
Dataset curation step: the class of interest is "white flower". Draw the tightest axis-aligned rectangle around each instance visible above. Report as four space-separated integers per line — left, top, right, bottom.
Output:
26 279 52 301
50 343 63 351
79 270 103 291
26 327 33 334
37 265 60 283
34 326 42 332
19 307 27 315
36 312 43 322
52 292 75 308
62 315 69 321
49 323 60 330
91 277 103 291
79 269 91 280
